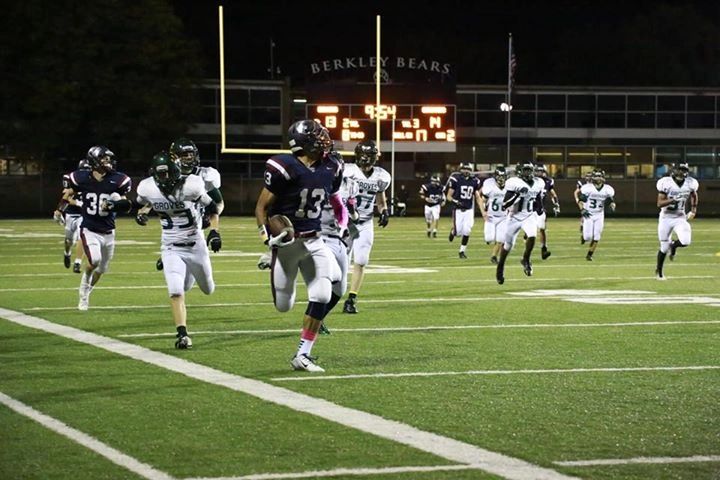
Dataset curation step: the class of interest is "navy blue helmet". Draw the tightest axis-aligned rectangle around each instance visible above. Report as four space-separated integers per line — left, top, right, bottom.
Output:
288 120 332 159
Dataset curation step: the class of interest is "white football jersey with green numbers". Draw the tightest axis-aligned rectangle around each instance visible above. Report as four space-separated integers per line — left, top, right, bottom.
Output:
343 163 391 223
656 176 698 218
481 178 506 220
136 174 212 245
580 183 615 216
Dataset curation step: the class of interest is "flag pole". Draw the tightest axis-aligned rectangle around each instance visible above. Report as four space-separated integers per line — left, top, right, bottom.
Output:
506 33 513 167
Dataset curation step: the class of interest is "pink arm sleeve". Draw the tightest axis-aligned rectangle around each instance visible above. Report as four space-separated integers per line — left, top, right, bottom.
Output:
329 192 349 229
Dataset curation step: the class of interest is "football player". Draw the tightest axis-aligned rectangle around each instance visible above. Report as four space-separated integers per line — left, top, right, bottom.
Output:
135 152 221 349
419 174 445 238
479 166 507 264
255 120 346 372
53 159 90 273
534 164 560 260
495 161 545 284
578 169 616 261
341 139 391 314
574 171 593 244
655 162 699 280
61 146 132 310
446 162 482 259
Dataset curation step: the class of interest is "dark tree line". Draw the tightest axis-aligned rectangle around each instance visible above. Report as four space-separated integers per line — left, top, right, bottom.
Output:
0 0 203 174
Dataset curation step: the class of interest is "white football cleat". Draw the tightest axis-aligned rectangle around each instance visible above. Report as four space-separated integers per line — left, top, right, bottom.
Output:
175 335 192 349
291 354 324 372
78 286 91 311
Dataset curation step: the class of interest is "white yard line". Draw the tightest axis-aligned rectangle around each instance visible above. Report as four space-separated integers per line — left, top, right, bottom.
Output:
0 307 576 480
0 391 176 480
185 464 480 480
270 365 720 382
554 454 720 467
117 320 720 338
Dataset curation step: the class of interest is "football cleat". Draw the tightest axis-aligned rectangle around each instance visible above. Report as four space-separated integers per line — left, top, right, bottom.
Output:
342 298 357 314
669 244 678 261
448 231 455 242
580 235 585 245
156 258 164 271
175 335 193 349
458 251 467 259
64 254 71 269
291 354 324 372
319 322 331 335
432 231 437 238
427 231 431 238
541 248 551 260
78 288 90 311
655 269 666 281
521 259 533 276
586 253 593 261
490 255 498 264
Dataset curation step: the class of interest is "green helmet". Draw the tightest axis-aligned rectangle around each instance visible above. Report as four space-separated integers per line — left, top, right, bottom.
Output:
150 151 182 194
169 138 199 175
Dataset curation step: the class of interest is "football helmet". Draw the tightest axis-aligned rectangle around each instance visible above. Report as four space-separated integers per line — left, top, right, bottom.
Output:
77 159 91 170
354 139 379 168
288 120 332 159
534 164 547 177
86 146 115 173
430 174 441 185
459 162 473 177
169 138 199 175
591 168 605 186
150 151 183 195
493 166 507 188
517 161 534 181
671 162 689 182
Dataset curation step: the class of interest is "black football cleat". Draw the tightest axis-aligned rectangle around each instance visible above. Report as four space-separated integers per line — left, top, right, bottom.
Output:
448 231 455 242
432 231 437 238
175 334 192 349
586 253 593 261
496 267 505 285
156 258 164 271
541 248 551 260
458 251 468 259
490 255 498 264
521 259 533 276
319 322 331 335
72 262 81 274
669 243 678 261
342 298 358 314
64 254 71 269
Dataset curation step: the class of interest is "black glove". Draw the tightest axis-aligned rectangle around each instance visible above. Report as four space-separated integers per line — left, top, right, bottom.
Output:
206 229 222 252
104 198 131 213
378 209 389 228
135 214 148 226
581 208 592 218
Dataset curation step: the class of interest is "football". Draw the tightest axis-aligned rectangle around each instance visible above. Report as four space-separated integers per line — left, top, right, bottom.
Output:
267 214 294 239
109 192 122 201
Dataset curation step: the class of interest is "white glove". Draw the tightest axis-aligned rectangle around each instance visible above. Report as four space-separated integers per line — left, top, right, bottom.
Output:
53 210 65 226
257 252 272 270
268 231 295 248
687 211 696 221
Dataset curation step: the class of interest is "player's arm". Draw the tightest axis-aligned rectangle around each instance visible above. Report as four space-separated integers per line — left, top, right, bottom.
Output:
207 187 224 215
501 189 521 210
376 191 389 227
549 187 560 215
656 191 677 208
573 186 582 207
606 196 616 213
197 194 222 252
478 193 488 219
474 190 485 216
445 187 458 206
255 188 276 244
688 190 698 220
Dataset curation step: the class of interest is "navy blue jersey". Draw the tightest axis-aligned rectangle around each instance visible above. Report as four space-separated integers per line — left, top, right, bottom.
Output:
420 182 445 206
535 176 555 214
264 153 342 233
68 169 132 232
62 173 83 215
446 173 481 210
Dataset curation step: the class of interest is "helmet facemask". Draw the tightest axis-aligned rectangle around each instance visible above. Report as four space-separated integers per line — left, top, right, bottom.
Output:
672 163 689 182
169 138 200 175
355 140 379 169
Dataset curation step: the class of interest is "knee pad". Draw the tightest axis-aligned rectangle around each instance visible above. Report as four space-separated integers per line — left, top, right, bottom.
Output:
305 301 328 321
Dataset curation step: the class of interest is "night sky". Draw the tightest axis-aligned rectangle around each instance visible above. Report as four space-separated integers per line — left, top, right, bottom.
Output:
170 0 720 87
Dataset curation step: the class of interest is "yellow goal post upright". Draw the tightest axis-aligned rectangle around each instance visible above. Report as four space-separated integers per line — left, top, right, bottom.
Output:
217 6 385 158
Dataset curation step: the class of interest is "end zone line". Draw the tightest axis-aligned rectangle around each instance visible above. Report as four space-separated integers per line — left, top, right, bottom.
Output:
0 307 576 480
554 454 720 467
116 320 720 339
185 464 480 480
270 365 720 382
0 391 175 480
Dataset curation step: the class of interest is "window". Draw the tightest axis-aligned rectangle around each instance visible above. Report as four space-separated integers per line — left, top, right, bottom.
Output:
687 113 714 128
475 111 505 127
597 95 625 111
625 147 654 178
537 111 566 127
597 113 625 128
567 112 595 128
512 94 535 110
249 89 281 107
225 89 249 107
538 94 566 110
457 93 476 109
627 95 655 111
511 112 535 128
568 95 595 111
657 113 684 128
687 95 715 111
457 110 476 127
627 112 655 128
657 96 684 111
476 93 506 110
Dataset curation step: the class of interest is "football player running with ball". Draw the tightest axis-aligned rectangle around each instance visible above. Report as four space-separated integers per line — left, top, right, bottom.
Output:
495 161 545 284
255 120 347 372
578 169 616 261
655 162 699 280
341 140 391 314
53 159 90 273
419 174 445 238
62 146 132 310
135 152 221 349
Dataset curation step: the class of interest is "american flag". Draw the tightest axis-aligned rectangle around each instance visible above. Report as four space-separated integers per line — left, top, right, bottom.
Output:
509 36 517 91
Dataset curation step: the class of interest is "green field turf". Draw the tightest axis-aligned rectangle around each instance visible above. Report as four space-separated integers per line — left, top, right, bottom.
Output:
0 216 718 480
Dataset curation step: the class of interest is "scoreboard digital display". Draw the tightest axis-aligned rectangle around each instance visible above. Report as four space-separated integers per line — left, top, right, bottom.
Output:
307 103 456 152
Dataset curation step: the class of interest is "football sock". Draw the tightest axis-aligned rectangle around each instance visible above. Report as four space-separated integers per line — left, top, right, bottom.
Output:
461 235 469 246
297 328 317 356
656 250 667 272
348 292 357 301
176 325 188 337
587 250 594 258
324 293 342 315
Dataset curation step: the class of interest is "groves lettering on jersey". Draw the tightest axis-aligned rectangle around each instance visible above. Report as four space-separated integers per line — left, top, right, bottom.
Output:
657 176 698 217
447 173 481 210
580 183 615 216
343 163 391 222
264 154 342 233
69 169 131 232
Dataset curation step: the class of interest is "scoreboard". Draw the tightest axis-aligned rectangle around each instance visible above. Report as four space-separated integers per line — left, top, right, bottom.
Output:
307 103 457 152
